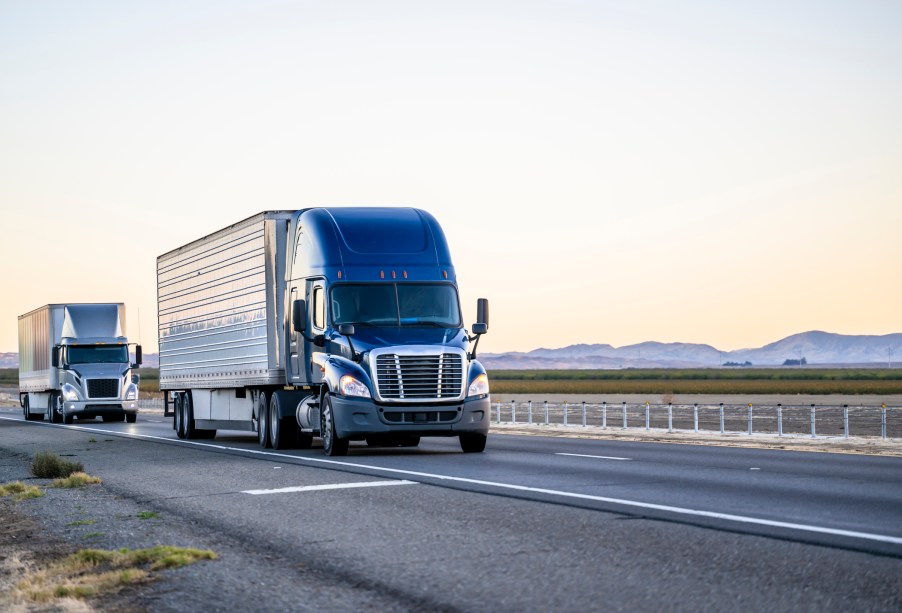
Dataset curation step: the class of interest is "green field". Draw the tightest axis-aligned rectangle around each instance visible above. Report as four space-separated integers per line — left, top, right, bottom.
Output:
5 367 902 396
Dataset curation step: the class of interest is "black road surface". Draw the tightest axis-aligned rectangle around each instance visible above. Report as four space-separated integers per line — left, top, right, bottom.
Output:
1 409 901 612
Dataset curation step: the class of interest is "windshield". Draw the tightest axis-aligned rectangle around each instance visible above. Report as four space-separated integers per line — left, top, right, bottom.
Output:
67 345 129 365
331 283 461 328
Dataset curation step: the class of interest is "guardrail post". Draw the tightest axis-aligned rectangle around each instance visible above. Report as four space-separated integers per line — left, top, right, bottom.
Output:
602 402 607 429
668 402 673 433
719 403 724 434
645 402 650 431
747 403 753 435
693 403 698 432
496 401 501 424
843 404 848 439
810 404 816 438
528 400 533 424
622 402 627 429
582 401 587 427
511 400 516 424
563 401 569 426
882 404 887 439
777 404 783 437
544 401 549 425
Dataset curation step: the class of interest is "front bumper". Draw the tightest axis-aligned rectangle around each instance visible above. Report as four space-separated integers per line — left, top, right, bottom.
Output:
61 399 138 416
330 394 491 440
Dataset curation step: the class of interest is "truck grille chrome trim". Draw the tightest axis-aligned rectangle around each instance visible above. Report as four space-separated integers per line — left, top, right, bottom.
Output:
87 379 120 399
371 347 466 403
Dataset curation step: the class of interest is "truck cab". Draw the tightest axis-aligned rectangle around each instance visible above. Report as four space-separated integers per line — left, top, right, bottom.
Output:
285 208 490 455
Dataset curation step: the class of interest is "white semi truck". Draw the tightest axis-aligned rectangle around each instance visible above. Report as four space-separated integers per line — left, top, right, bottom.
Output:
18 303 142 424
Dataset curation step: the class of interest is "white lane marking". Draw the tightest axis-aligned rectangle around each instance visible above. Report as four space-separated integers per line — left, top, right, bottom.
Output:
5 416 902 547
243 480 416 495
557 453 632 461
750 467 761 471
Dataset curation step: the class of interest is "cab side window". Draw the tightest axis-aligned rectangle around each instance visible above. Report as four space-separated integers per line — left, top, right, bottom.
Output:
312 286 325 330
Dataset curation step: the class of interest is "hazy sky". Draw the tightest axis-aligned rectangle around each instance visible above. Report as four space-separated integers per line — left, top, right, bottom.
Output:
1 1 900 355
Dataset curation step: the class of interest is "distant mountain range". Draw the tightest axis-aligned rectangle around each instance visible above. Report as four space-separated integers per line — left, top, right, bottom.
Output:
480 331 902 369
1 331 899 370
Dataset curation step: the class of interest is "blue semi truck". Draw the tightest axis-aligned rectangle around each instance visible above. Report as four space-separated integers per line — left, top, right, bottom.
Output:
157 208 490 455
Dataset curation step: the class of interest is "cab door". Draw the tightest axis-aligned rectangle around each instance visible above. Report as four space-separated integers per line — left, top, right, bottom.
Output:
304 280 326 384
289 285 302 382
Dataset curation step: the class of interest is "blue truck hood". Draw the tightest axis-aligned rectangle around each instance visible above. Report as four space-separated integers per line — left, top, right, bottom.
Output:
340 327 468 354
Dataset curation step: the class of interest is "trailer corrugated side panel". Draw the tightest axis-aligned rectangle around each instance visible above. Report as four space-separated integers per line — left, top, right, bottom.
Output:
18 305 64 392
156 212 292 389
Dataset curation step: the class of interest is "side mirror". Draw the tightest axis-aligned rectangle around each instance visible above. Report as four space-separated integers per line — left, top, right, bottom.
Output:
338 323 355 336
293 299 307 333
51 346 60 368
135 345 143 366
471 323 487 335
476 298 489 329
131 373 141 385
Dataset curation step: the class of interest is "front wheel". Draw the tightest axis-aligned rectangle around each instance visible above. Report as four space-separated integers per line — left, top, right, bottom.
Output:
459 434 487 453
320 395 348 456
125 413 137 424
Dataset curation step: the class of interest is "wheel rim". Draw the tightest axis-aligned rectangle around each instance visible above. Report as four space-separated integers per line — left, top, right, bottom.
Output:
55 395 63 423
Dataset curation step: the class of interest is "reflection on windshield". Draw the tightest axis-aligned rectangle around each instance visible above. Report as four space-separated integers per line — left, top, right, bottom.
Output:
331 284 461 328
67 345 129 365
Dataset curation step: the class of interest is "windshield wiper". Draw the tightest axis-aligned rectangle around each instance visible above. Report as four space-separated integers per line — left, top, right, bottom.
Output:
403 321 454 328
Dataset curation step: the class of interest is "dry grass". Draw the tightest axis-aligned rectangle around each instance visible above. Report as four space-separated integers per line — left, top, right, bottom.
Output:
31 452 84 480
50 473 102 489
0 482 44 501
14 546 217 604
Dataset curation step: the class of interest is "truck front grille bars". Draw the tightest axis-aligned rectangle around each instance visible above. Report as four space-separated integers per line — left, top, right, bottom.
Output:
375 353 463 401
87 379 120 399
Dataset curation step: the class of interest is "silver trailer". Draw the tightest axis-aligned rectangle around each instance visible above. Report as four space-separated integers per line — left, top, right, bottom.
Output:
18 303 141 424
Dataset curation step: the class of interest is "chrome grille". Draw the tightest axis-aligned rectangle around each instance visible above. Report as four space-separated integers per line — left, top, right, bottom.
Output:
87 379 119 399
375 353 463 400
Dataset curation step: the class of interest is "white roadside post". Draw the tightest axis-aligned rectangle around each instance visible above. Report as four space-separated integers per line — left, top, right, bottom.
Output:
777 404 783 437
811 404 816 438
582 401 587 427
528 400 533 425
668 402 673 433
748 403 753 435
693 403 699 433
843 404 849 439
511 400 516 424
719 403 725 434
602 401 607 429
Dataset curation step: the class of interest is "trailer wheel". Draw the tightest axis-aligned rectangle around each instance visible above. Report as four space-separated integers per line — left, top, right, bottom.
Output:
174 393 186 438
256 391 271 448
24 396 42 422
183 391 197 439
459 434 487 453
320 395 348 456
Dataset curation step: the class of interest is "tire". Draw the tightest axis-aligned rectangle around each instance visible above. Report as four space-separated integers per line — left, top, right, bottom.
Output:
25 396 43 422
51 394 63 423
270 393 300 450
63 404 74 425
320 395 348 456
125 413 137 424
174 393 186 439
183 391 197 439
257 391 271 448
459 434 487 453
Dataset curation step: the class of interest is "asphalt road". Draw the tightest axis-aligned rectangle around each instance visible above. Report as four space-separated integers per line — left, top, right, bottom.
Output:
2 408 901 612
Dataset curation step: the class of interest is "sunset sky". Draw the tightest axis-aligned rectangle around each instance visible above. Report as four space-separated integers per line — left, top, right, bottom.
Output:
1 1 900 355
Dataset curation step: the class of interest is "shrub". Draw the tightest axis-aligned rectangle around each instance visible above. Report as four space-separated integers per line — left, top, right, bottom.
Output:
32 452 84 479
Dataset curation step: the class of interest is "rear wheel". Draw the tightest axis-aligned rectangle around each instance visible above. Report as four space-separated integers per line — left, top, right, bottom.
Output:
257 391 271 448
270 393 300 450
320 395 348 456
24 396 42 422
459 434 487 453
174 393 186 439
183 391 197 439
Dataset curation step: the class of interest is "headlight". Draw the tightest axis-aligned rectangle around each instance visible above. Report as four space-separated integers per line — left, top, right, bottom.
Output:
124 384 138 401
61 383 81 402
467 373 489 397
340 375 371 398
